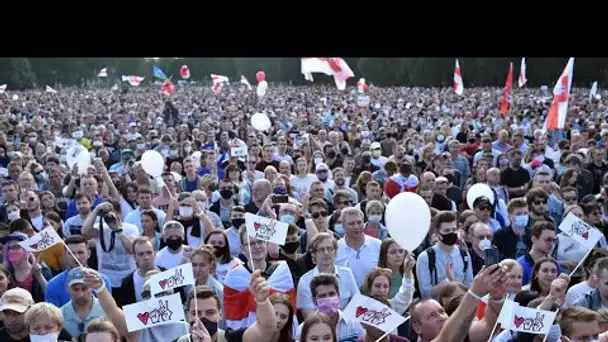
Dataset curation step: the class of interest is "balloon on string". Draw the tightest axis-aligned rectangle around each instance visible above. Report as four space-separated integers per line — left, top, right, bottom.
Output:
140 150 165 178
256 71 266 82
251 113 271 131
385 192 431 252
466 183 495 209
256 82 267 97
66 144 91 174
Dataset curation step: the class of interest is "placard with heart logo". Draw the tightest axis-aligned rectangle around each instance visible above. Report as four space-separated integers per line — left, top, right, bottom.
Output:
559 212 603 250
245 213 289 246
123 293 186 332
496 299 557 335
343 294 405 333
19 227 61 252
149 263 194 296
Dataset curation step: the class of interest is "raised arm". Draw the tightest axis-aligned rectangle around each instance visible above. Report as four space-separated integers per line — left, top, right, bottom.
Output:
243 270 278 342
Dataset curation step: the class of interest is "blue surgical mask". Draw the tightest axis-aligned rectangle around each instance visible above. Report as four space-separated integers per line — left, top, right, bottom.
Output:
334 224 345 236
514 214 529 229
280 215 296 224
368 215 382 224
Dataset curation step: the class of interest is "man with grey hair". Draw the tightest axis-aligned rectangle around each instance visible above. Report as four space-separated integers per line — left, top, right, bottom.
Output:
335 207 381 286
245 178 272 214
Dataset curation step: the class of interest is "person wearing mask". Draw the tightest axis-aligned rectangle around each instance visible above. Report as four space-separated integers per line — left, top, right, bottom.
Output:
315 163 335 193
295 273 364 342
493 198 531 260
517 221 561 286
45 235 113 307
270 223 305 286
117 237 162 307
60 267 107 340
155 221 189 270
124 188 166 234
363 200 388 240
471 196 501 234
81 199 138 301
204 230 243 285
415 211 474 298
166 195 215 248
335 208 381 287
466 222 493 275
209 180 240 228
0 181 19 223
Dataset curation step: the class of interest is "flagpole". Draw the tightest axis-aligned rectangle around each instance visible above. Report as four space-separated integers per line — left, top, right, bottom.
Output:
372 316 410 342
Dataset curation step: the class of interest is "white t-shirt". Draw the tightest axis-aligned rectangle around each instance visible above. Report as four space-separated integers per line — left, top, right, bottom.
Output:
565 281 594 308
95 222 139 287
290 174 318 196
215 258 242 285
133 271 145 302
155 246 186 270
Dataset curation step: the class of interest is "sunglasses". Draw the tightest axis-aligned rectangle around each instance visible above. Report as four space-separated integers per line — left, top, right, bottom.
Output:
311 211 328 219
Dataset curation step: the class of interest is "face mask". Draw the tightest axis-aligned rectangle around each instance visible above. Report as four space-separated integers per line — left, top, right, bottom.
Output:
273 187 287 195
29 137 37 145
362 156 371 164
170 149 179 157
184 146 192 154
334 224 345 236
7 249 27 264
282 241 300 254
368 215 382 224
136 143 146 150
29 332 60 342
280 215 296 224
35 172 48 182
179 207 193 217
514 214 529 229
220 189 233 199
499 159 509 166
228 131 236 139
166 238 183 251
327 151 336 159
59 154 67 163
200 317 218 337
231 218 245 228
440 232 458 246
314 157 323 165
212 245 224 258
7 211 20 221
316 296 340 315
478 238 492 250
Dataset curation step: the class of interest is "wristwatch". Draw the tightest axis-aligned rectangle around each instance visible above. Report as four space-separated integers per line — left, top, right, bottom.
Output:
114 229 124 234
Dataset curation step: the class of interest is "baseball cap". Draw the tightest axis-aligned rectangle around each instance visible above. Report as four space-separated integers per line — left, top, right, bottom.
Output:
67 267 86 287
0 288 34 313
315 163 329 173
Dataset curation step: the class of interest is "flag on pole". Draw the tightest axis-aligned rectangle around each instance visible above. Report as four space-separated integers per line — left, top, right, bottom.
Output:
500 63 513 115
97 68 107 78
543 58 574 131
590 81 598 101
152 65 168 80
518 58 528 88
300 58 354 90
240 75 252 90
453 59 464 95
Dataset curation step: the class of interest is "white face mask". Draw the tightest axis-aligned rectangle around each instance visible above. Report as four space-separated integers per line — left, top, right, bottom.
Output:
7 210 20 221
478 238 492 250
179 206 193 217
29 332 60 342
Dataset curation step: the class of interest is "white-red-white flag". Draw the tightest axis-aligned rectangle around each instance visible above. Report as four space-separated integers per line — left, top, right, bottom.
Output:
453 59 464 95
180 65 190 80
97 68 107 78
356 78 368 93
211 74 229 94
240 75 252 90
121 76 145 87
301 58 354 90
518 58 528 88
543 58 574 131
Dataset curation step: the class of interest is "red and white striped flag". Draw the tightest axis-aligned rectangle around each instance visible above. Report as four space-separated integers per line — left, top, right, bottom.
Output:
453 59 464 95
500 63 513 115
224 261 296 330
211 74 229 94
518 58 527 88
121 76 145 86
356 78 368 93
240 75 252 90
301 58 354 90
304 72 314 82
161 79 175 95
97 68 107 78
544 58 574 131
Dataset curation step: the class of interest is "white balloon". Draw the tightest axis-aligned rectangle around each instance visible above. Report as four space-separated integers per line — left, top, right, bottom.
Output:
251 113 271 131
466 183 496 209
12 95 18 100
257 83 267 97
171 171 183 182
141 150 165 178
66 144 91 174
385 192 431 252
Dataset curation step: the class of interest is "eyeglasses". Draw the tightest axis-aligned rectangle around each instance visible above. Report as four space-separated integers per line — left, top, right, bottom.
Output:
315 246 335 254
311 211 328 219
533 200 548 205
478 206 491 211
563 196 577 202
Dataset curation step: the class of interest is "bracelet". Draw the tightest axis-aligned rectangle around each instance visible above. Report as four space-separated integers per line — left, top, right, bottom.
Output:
467 289 484 301
254 298 270 305
489 295 505 303
93 281 106 295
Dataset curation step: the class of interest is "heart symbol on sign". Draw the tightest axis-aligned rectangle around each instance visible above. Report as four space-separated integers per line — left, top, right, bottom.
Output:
30 243 38 250
137 312 150 325
254 222 261 231
356 306 368 318
582 232 589 240
513 315 524 328
159 279 168 289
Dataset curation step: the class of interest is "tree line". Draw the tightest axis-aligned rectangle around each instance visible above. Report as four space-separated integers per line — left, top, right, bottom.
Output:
1 58 606 90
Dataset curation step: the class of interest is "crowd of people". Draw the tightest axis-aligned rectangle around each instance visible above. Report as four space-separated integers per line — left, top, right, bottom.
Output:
0 82 606 342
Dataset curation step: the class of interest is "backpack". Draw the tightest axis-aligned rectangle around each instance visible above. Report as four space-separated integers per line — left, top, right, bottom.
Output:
426 246 469 285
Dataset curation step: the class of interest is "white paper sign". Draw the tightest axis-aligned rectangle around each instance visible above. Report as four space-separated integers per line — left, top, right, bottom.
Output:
357 96 370 107
497 300 557 335
343 293 406 333
245 213 288 246
149 263 195 296
230 147 247 158
123 293 186 332
19 227 62 252
558 213 603 250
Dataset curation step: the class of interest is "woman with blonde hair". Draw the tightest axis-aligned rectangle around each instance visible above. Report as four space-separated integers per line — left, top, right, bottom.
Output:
24 301 73 341
185 245 224 305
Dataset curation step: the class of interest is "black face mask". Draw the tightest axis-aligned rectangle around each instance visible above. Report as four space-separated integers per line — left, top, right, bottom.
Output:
327 151 336 159
220 189 233 199
166 237 183 250
468 138 476 143
282 241 300 254
440 232 458 246
362 156 371 164
231 218 245 228
212 245 224 258
228 131 236 139
201 318 218 337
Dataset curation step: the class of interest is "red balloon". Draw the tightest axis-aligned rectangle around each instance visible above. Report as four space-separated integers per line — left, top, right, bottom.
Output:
362 84 369 92
256 71 266 82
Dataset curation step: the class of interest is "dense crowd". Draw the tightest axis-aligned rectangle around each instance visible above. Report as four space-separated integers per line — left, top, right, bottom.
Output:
0 82 607 342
